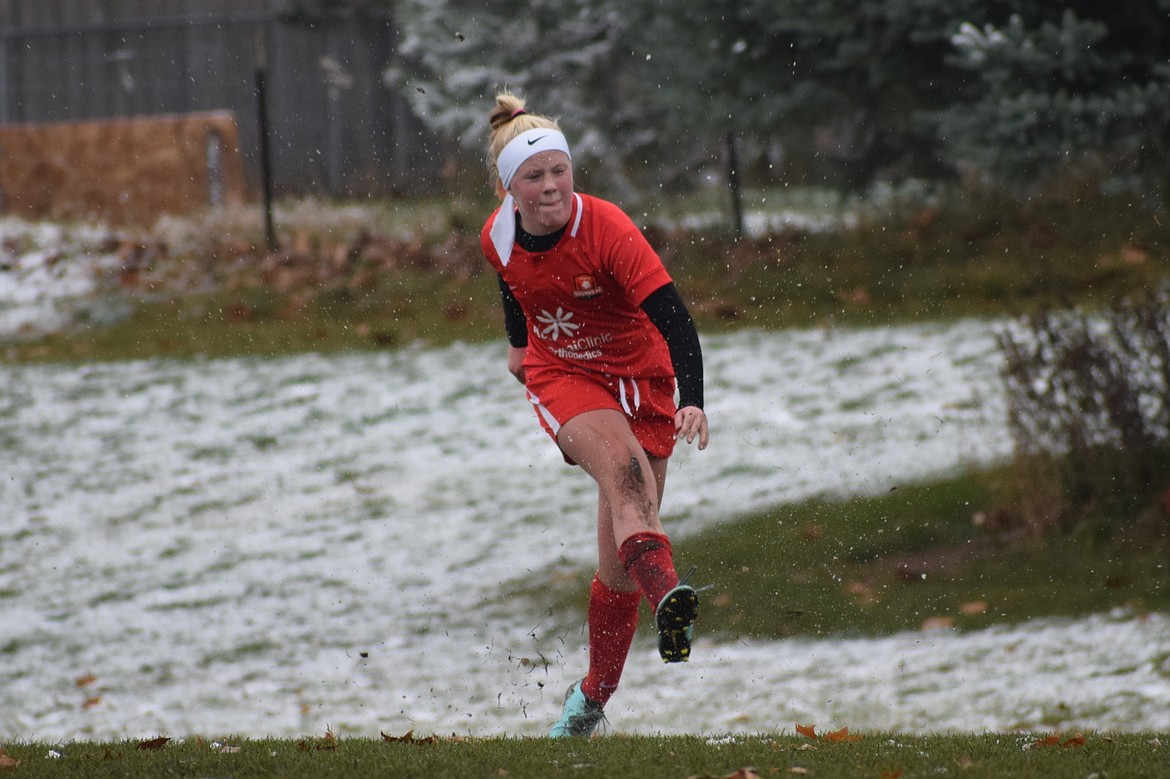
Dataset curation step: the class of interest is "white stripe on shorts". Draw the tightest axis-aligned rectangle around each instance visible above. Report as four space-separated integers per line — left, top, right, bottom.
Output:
617 377 641 416
527 389 561 435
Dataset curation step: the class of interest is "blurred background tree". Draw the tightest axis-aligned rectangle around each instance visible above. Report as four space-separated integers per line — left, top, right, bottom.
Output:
387 0 1170 205
932 1 1170 203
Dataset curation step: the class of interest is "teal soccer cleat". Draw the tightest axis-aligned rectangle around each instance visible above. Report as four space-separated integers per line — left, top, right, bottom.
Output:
549 680 606 738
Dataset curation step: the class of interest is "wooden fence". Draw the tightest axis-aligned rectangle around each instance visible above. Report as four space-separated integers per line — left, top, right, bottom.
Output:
0 0 443 200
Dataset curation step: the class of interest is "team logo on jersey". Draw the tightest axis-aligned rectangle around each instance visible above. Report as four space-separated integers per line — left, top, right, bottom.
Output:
534 307 579 341
573 274 603 299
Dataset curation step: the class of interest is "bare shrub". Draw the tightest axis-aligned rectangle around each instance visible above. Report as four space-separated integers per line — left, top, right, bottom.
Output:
997 290 1170 536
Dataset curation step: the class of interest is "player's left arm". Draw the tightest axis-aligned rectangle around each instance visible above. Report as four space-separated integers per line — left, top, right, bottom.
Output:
641 283 709 450
497 273 529 384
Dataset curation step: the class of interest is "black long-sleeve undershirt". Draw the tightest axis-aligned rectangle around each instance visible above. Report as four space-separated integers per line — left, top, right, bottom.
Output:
640 282 704 410
496 276 704 410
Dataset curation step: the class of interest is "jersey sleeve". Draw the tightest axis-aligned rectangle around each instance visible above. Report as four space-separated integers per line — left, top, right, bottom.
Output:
594 199 672 306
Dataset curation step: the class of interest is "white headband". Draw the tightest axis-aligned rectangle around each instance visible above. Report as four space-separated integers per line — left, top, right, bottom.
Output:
489 128 573 266
496 128 572 190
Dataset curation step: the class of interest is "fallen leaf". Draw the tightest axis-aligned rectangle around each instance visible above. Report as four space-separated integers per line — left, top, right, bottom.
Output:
823 727 862 743
76 673 97 688
137 736 171 750
1062 734 1085 747
796 723 862 743
920 616 954 631
844 581 878 605
298 728 338 751
880 771 903 779
381 730 439 745
1120 244 1148 265
83 695 102 709
1033 734 1062 747
0 749 20 770
800 524 824 541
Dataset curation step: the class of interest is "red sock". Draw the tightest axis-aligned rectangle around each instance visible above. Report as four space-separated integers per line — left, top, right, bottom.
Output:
581 575 640 706
617 531 680 612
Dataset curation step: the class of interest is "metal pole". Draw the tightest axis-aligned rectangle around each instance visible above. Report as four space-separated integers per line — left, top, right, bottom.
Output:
725 131 745 240
255 26 277 252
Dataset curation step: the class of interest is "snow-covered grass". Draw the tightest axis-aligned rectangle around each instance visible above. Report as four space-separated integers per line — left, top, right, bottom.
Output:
4 318 1170 741
0 218 124 339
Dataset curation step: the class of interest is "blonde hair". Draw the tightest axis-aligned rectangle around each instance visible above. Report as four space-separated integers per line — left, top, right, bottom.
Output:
487 90 561 193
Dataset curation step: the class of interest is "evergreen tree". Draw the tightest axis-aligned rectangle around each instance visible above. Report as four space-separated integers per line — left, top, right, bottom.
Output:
387 0 670 198
387 0 1170 201
933 1 1170 200
638 0 990 190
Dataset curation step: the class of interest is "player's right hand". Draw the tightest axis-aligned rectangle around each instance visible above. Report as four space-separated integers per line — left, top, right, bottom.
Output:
507 345 527 384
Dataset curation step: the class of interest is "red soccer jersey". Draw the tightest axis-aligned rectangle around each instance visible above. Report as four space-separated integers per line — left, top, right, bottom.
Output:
480 192 674 379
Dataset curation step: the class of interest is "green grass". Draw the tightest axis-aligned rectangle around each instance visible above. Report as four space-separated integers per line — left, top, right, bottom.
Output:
3 732 1167 778
3 191 1167 364
517 470 1170 641
5 274 505 363
664 194 1170 334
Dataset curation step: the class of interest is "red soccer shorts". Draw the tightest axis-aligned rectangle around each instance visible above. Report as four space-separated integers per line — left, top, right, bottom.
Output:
524 367 677 461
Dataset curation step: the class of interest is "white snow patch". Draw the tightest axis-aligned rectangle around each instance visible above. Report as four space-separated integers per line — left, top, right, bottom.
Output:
2 321 1168 740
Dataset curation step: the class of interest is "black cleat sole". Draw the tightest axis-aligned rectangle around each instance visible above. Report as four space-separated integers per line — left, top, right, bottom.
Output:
656 585 699 663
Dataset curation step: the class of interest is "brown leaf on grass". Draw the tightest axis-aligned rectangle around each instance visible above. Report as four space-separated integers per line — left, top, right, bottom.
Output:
920 616 955 631
0 749 21 770
137 736 171 750
823 727 862 743
844 581 878 605
82 695 102 709
298 727 339 752
880 770 904 779
1029 731 1086 748
381 730 439 745
796 723 862 742
76 673 97 688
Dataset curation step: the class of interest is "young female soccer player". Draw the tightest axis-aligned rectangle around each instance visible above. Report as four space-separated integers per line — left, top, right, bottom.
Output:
480 90 709 737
